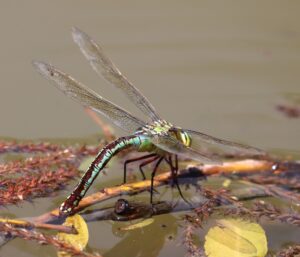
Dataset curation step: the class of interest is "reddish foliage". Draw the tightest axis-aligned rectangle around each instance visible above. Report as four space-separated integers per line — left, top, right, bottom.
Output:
0 140 101 206
276 104 300 118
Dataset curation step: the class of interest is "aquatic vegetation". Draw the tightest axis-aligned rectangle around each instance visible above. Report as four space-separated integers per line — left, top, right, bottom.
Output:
0 137 299 256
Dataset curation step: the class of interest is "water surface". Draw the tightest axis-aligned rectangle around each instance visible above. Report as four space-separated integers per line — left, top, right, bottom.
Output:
0 1 299 256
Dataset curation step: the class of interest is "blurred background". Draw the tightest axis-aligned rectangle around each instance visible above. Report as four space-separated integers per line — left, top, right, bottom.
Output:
1 1 300 257
0 1 299 154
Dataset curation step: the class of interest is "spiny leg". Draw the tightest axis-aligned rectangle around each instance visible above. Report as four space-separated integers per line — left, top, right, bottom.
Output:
175 155 179 175
150 157 164 204
139 155 161 194
123 153 157 184
139 155 160 177
165 155 191 205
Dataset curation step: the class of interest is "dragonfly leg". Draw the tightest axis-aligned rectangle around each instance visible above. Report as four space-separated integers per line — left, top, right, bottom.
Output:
175 155 179 175
123 153 157 184
139 156 161 195
139 155 160 180
165 155 192 206
150 157 164 204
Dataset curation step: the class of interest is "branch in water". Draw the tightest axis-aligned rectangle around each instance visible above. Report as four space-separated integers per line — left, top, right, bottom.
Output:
0 223 101 257
84 107 115 142
33 159 286 224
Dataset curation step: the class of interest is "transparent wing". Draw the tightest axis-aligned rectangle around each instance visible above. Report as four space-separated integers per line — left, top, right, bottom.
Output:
181 128 266 158
32 61 145 132
149 134 222 164
71 27 161 122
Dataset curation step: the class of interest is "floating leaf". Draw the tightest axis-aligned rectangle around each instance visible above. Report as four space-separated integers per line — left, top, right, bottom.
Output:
204 218 267 257
119 218 154 231
222 179 231 188
57 214 89 257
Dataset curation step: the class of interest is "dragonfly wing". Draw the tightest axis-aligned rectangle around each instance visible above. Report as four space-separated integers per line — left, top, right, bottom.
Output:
181 128 266 158
72 27 161 122
33 61 145 133
149 134 222 164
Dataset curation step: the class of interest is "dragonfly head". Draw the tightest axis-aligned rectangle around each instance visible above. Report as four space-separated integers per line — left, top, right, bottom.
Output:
171 128 192 147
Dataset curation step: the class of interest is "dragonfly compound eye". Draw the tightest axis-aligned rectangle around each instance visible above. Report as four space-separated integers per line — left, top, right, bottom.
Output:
179 131 192 147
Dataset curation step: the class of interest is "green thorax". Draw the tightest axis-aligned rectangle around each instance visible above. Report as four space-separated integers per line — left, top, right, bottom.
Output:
134 120 191 154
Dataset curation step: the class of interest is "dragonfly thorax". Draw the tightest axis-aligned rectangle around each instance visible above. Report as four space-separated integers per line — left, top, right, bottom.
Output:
135 120 173 136
135 120 192 153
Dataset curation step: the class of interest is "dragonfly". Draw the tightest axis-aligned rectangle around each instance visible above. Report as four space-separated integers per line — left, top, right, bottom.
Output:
33 27 265 215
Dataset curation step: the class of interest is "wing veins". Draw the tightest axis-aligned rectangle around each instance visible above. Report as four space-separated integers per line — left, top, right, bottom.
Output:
32 61 145 132
182 128 266 157
150 134 222 164
72 27 161 122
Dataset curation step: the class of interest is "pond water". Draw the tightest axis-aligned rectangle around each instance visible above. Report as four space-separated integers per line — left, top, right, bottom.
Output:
0 1 299 256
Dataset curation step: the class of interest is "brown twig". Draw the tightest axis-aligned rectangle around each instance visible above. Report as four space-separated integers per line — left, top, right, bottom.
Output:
1 156 299 257
2 136 299 257
84 107 115 142
0 223 101 257
33 159 281 223
0 218 76 234
195 159 275 175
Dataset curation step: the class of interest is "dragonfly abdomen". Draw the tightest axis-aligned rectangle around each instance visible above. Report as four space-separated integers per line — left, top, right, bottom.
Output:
59 135 142 214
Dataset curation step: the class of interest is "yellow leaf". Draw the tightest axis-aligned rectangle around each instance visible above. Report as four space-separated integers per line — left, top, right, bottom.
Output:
222 179 231 188
204 218 268 257
119 218 154 231
57 214 89 257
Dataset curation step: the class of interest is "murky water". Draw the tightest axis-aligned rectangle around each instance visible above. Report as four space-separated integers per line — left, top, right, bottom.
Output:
0 1 299 256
